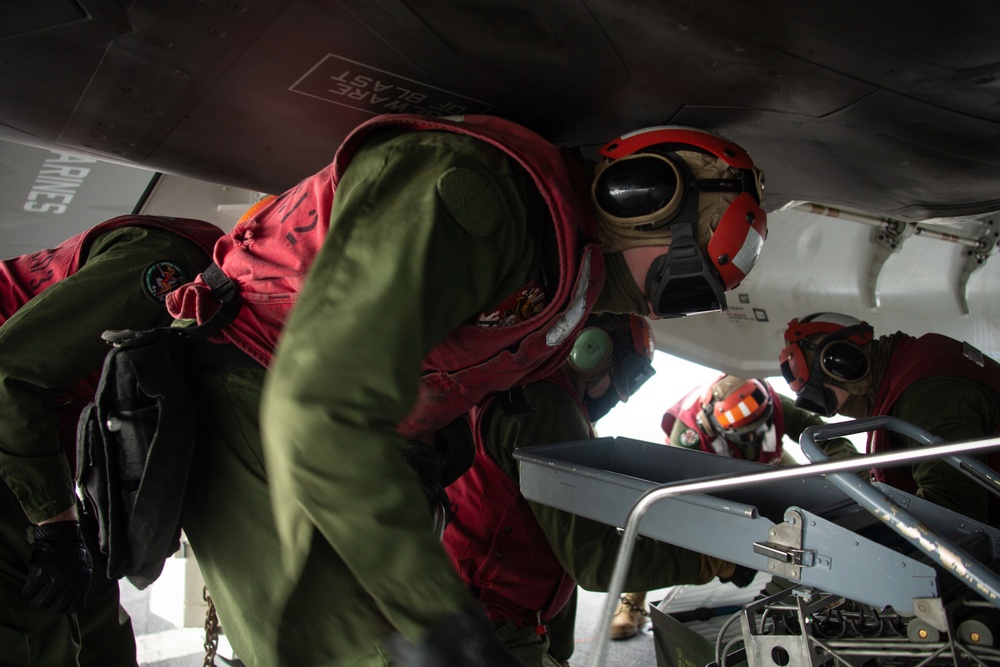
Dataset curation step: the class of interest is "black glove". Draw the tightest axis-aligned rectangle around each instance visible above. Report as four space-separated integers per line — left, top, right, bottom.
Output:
22 521 93 614
404 441 454 530
385 605 528 667
719 563 757 589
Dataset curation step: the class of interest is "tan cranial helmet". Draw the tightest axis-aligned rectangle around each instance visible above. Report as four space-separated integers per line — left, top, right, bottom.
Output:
591 126 767 318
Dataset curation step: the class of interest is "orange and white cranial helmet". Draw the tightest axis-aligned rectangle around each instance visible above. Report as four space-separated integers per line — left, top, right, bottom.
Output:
701 375 774 447
592 126 767 318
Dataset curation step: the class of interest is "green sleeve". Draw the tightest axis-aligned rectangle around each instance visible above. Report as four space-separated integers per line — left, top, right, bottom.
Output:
0 226 211 523
482 380 705 592
260 131 544 630
889 377 1000 522
779 396 858 461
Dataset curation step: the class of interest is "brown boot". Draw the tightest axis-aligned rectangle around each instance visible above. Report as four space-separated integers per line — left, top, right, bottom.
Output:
609 592 647 640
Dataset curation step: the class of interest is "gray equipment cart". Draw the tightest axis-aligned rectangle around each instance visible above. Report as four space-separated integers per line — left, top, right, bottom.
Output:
515 416 1000 666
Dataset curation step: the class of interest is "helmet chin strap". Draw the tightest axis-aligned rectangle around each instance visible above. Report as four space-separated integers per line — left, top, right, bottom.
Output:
696 406 716 437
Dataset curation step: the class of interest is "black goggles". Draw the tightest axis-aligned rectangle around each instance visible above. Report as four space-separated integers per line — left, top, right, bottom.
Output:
797 333 870 385
593 154 683 225
585 346 655 422
817 340 869 381
594 151 762 223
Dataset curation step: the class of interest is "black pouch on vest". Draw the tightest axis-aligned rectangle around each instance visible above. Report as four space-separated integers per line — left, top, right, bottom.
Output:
76 328 197 589
75 264 244 589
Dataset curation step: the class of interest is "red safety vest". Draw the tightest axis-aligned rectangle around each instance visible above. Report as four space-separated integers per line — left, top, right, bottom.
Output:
660 375 786 465
0 215 222 322
443 369 581 628
0 214 223 463
868 334 1000 517
167 114 605 438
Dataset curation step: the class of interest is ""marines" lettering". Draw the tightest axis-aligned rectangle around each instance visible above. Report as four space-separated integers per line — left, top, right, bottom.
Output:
23 152 97 215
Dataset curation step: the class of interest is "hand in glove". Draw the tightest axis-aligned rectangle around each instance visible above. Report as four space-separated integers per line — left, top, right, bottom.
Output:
718 563 758 588
22 521 93 614
404 441 454 534
386 605 528 667
698 554 758 588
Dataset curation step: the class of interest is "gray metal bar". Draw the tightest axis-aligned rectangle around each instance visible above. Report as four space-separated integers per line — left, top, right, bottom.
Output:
798 417 1000 609
953 458 1000 498
584 432 1000 667
805 416 1000 499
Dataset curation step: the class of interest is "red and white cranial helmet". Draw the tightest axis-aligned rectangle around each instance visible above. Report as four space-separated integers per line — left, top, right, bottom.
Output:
593 126 767 318
779 313 874 416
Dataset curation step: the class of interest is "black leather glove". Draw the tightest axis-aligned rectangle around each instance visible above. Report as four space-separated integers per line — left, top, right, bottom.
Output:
22 521 93 614
719 563 758 589
404 441 454 531
385 605 528 667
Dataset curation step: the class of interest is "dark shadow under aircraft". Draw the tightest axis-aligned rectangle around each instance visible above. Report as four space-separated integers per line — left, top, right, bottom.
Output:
2 0 998 370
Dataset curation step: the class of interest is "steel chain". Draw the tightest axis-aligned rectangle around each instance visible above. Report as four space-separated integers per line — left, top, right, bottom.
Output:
203 586 219 667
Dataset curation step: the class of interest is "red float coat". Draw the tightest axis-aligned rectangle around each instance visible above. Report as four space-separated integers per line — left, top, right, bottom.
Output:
661 375 786 465
0 215 223 458
868 334 1000 508
443 371 581 628
0 214 222 322
167 114 605 438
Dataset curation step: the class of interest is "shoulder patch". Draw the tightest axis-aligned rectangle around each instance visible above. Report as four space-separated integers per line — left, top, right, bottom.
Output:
436 167 502 237
143 261 187 302
678 428 702 448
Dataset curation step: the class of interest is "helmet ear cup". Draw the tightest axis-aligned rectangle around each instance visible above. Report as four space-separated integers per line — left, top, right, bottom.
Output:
568 327 613 374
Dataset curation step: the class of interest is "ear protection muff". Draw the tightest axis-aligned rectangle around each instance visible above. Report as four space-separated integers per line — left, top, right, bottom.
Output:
568 327 614 376
570 315 657 420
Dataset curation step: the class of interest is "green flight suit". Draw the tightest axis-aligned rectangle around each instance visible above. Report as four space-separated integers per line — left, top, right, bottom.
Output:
184 130 551 666
261 128 551 665
472 378 713 667
0 227 212 667
887 377 1000 524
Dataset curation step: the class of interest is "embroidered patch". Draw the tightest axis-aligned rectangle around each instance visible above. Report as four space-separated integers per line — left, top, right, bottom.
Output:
476 281 546 327
437 167 502 237
678 428 701 448
143 261 187 302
